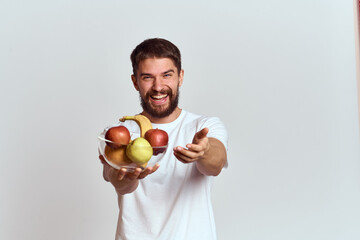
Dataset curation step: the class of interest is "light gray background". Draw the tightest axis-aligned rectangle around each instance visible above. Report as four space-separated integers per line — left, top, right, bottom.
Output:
1 0 360 239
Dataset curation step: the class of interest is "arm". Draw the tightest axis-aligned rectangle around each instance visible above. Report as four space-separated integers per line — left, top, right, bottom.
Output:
196 137 227 176
173 128 227 176
100 155 159 195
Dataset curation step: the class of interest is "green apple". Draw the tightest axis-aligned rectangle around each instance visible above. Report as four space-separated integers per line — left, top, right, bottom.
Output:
126 137 153 166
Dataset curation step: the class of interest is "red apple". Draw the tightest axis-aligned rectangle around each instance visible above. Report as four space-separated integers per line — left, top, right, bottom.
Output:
144 128 169 155
105 126 131 149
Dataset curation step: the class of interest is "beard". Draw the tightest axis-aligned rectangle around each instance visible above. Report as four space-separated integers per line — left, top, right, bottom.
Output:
140 86 180 118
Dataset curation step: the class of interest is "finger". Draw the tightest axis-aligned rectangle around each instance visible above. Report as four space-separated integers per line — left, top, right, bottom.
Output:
117 168 127 181
173 151 186 163
195 128 209 140
185 143 204 152
152 163 160 173
99 155 106 165
174 146 201 159
175 155 192 164
127 168 142 180
103 164 111 182
138 164 160 179
174 150 195 163
138 167 153 179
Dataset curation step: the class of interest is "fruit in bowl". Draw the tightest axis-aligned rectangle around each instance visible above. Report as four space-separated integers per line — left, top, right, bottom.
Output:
126 137 153 168
144 128 169 155
105 126 131 149
98 115 169 170
104 145 132 165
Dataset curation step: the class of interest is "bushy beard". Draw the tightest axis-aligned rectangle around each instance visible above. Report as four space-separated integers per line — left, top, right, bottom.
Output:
140 86 180 118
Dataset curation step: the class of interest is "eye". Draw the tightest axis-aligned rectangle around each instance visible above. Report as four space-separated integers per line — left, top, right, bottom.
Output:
142 75 152 80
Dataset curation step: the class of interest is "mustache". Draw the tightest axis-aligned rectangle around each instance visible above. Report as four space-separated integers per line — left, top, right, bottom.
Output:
145 89 172 98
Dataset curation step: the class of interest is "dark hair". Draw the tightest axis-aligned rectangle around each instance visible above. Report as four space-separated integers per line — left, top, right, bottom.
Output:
130 38 182 76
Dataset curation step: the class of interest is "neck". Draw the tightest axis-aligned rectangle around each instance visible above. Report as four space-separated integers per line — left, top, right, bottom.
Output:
141 107 182 124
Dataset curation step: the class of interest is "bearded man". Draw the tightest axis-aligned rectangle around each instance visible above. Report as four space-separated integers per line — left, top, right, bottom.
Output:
100 38 228 240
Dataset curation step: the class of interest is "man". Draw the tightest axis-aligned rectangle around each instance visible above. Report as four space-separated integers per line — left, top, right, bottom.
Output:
100 38 228 240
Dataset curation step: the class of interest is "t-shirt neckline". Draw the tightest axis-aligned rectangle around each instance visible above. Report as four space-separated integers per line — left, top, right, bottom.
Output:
151 109 186 129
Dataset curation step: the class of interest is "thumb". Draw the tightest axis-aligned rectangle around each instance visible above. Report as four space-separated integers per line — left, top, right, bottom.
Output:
99 155 109 166
195 128 209 140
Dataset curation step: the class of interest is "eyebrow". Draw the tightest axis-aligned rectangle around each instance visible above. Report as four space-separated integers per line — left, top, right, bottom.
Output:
163 70 175 74
139 69 175 77
139 73 152 77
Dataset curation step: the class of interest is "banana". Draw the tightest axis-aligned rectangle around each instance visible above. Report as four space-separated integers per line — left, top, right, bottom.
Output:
119 114 153 138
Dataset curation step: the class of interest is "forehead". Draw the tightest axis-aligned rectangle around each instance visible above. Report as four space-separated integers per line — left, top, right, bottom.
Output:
137 58 177 74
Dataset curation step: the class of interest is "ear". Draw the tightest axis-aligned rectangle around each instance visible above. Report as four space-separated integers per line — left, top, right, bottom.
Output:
179 69 184 87
131 75 139 91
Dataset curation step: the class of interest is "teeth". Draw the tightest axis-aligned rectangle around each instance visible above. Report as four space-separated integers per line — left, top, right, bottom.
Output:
152 94 167 99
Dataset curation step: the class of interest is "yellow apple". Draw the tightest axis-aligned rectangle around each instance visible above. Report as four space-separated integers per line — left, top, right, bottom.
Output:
126 137 153 166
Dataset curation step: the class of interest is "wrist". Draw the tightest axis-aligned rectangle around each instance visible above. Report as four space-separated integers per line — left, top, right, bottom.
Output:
114 179 139 195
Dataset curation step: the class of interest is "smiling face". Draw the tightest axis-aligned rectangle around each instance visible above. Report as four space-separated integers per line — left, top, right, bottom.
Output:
132 57 184 122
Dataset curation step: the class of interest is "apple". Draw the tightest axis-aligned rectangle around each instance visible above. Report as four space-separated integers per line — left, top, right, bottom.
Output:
105 126 131 149
126 137 153 167
144 128 169 155
104 145 132 166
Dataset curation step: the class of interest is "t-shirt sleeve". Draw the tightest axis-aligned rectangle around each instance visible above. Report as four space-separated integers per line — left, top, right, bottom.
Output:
199 116 228 150
199 116 229 168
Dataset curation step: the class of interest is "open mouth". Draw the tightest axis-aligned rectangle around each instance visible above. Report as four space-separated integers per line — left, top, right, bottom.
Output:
151 94 168 100
150 94 168 104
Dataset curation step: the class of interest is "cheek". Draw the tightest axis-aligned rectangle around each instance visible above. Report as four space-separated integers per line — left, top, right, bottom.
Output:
139 88 148 98
172 82 180 93
138 83 151 93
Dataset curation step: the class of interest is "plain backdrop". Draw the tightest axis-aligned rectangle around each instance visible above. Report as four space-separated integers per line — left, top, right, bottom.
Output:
1 0 360 239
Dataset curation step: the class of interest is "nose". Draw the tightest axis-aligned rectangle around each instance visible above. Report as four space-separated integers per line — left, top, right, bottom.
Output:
152 77 164 92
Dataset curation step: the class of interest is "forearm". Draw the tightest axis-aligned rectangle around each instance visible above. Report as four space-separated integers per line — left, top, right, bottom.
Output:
196 138 227 176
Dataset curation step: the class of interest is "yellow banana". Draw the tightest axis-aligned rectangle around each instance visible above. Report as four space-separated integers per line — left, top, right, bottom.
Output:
119 114 153 138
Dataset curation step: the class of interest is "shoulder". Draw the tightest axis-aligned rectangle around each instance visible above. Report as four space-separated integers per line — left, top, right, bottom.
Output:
182 110 228 145
182 110 226 129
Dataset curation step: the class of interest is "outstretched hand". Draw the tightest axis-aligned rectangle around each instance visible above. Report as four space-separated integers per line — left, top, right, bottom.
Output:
99 155 159 182
173 128 210 164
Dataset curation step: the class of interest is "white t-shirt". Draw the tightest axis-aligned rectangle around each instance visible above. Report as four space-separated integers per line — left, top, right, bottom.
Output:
114 110 228 240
